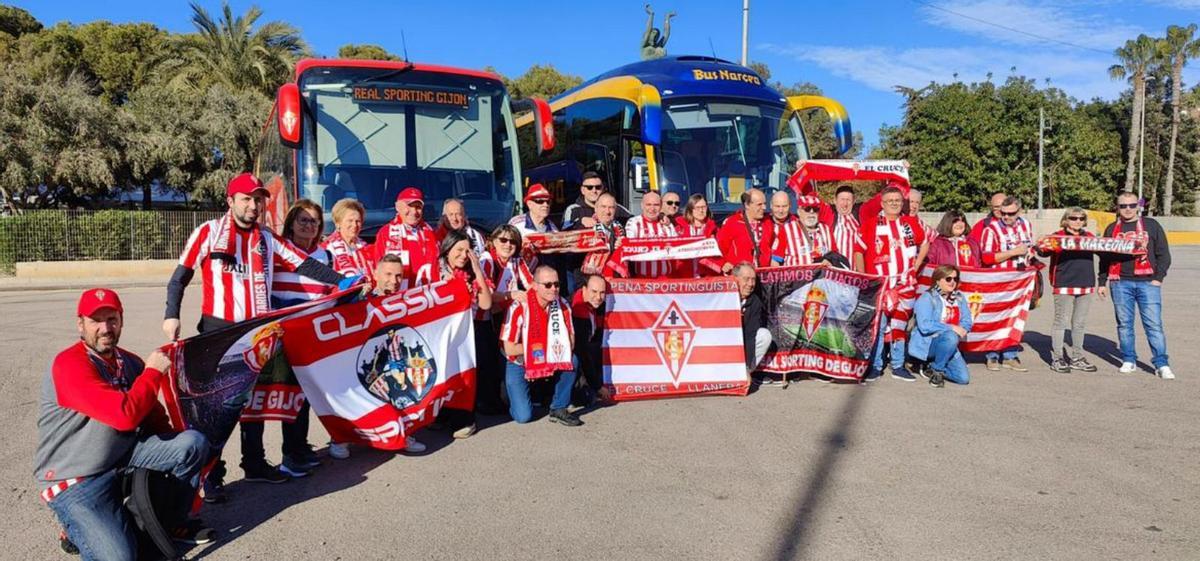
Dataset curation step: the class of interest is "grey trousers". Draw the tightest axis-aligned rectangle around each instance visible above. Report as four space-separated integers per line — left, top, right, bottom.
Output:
1052 293 1092 361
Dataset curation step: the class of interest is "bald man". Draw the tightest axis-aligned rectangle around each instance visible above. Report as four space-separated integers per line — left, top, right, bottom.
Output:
624 191 678 278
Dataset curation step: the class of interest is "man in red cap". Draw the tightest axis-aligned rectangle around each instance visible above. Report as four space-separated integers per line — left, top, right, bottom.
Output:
164 172 343 496
374 186 439 289
38 289 214 556
770 191 837 267
509 183 559 237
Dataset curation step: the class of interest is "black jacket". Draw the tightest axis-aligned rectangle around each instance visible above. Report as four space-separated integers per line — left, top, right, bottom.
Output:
1037 229 1096 290
741 292 767 371
1098 218 1171 285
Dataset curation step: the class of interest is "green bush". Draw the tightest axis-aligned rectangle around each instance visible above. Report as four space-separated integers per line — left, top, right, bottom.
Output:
0 210 177 273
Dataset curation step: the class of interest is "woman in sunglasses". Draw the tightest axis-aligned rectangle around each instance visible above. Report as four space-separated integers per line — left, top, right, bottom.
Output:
909 264 973 387
436 230 494 437
926 210 982 267
1035 208 1099 374
477 225 534 414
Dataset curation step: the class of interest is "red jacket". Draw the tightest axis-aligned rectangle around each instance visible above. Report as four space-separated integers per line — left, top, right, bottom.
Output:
717 211 775 269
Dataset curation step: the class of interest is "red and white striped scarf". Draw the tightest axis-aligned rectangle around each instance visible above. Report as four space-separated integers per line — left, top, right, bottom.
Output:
774 217 834 266
867 217 920 289
375 219 438 288
624 215 678 278
323 233 374 277
211 212 270 317
521 294 574 380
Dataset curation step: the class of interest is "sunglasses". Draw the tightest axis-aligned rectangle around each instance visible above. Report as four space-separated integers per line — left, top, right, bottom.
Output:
943 276 959 283
529 199 550 205
1117 203 1139 210
494 237 517 245
1067 216 1087 222
582 183 604 191
538 281 560 289
1000 210 1019 217
664 200 679 206
801 206 820 213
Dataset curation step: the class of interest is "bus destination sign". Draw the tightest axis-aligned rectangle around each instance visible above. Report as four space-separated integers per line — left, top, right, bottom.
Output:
351 86 470 108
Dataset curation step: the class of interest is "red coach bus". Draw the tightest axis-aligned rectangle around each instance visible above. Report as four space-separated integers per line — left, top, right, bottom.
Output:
255 58 554 237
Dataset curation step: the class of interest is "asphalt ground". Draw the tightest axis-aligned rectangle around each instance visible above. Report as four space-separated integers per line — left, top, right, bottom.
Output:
3 249 1198 560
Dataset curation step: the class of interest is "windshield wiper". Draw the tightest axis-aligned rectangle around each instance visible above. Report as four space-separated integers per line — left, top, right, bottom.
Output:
345 62 416 89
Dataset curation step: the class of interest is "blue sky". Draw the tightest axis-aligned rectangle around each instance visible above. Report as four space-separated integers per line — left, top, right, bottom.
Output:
13 0 1200 150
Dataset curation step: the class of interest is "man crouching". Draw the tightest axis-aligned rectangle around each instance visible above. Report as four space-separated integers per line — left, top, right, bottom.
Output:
35 288 212 559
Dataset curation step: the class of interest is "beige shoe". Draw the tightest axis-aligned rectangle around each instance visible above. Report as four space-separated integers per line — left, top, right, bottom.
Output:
453 423 477 439
1002 358 1028 372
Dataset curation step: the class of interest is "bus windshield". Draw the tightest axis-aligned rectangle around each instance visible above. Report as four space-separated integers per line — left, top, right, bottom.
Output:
297 67 520 235
656 100 808 210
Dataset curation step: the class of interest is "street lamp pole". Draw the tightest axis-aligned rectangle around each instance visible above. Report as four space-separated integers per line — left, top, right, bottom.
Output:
741 0 750 66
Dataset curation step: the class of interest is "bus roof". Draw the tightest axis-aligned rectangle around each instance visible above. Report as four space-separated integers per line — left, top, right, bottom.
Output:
552 55 784 107
293 58 502 83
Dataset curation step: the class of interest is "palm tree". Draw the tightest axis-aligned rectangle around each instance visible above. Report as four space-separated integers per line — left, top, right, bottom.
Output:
160 2 308 96
1158 25 1200 216
1109 34 1160 194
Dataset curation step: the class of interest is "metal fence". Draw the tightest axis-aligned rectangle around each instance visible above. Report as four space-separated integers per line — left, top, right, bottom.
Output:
0 209 225 272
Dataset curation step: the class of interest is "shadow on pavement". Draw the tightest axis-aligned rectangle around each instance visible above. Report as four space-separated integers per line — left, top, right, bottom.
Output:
187 448 393 559
1023 330 1153 371
763 385 870 561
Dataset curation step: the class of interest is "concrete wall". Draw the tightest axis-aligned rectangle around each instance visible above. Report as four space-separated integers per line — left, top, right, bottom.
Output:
14 259 176 280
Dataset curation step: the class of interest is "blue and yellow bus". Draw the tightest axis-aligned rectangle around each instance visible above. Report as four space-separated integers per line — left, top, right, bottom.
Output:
516 55 851 220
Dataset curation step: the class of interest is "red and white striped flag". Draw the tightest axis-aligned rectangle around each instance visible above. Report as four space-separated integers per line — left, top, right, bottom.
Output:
602 278 749 401
916 265 1037 352
280 280 476 451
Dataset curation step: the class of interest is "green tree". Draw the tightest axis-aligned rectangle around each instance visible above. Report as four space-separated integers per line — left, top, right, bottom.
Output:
0 5 41 37
506 64 582 99
159 1 307 96
1109 34 1161 193
1157 24 1200 215
337 43 401 61
75 22 168 105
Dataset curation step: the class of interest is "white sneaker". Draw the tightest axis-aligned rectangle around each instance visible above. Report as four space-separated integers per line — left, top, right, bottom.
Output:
404 436 427 453
1119 362 1137 374
1157 366 1175 380
328 442 350 460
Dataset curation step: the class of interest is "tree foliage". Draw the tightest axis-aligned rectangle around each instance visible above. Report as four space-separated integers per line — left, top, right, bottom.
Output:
497 64 583 100
337 43 401 61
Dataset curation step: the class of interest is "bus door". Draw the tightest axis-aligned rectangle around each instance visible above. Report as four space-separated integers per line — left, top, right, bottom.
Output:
622 136 648 217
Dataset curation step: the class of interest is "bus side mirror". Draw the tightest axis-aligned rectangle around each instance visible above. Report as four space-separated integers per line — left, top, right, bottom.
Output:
277 83 302 149
786 95 853 155
512 98 556 154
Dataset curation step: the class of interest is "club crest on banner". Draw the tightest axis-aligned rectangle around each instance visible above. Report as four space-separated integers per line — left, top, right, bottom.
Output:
801 286 829 341
968 292 985 319
242 323 283 374
651 301 697 385
357 326 440 409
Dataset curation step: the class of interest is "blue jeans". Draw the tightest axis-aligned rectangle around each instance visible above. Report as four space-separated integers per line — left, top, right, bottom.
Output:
48 430 209 561
504 358 578 423
928 331 970 385
1110 280 1169 368
872 318 906 371
985 347 1020 361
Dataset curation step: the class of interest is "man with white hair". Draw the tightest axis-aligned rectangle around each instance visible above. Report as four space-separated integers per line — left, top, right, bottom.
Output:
771 191 836 267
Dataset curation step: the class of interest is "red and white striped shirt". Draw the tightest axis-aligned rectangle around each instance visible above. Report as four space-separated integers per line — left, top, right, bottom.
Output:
623 215 677 278
980 218 1034 270
479 251 533 321
322 234 374 277
271 245 330 305
772 217 834 266
831 213 861 261
858 215 926 289
178 220 308 321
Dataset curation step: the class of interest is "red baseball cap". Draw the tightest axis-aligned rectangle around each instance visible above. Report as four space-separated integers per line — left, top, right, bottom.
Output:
524 183 551 203
77 288 123 318
226 173 268 198
396 187 424 206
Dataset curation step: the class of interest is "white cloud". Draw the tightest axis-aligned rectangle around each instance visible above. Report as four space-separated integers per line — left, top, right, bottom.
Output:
761 43 1125 101
918 0 1144 51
